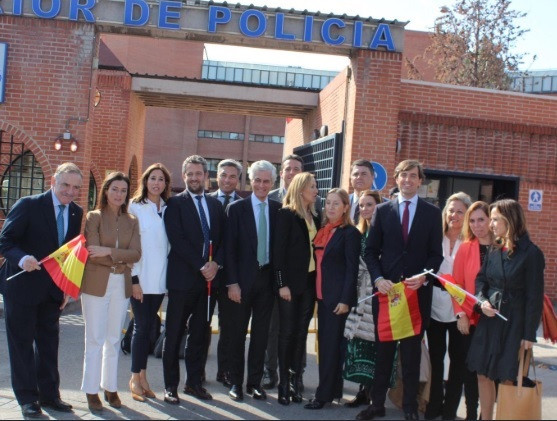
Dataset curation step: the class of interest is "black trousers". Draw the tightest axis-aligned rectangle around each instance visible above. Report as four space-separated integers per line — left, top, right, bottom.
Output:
216 286 233 374
163 285 216 389
264 297 279 374
228 267 274 387
4 294 62 405
277 272 316 383
461 325 479 417
426 318 469 418
130 293 164 373
372 334 422 413
315 300 348 402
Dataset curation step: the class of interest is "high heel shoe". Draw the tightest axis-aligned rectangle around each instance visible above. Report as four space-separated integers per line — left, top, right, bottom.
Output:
129 379 145 402
139 379 156 399
104 390 122 408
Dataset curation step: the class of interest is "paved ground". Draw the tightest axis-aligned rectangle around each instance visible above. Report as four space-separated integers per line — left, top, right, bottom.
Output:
0 300 556 420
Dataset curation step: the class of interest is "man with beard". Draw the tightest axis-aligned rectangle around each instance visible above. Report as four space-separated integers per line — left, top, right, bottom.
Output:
162 155 225 404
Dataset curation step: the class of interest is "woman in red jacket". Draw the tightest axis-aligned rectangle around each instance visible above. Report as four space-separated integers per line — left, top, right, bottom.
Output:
452 201 493 420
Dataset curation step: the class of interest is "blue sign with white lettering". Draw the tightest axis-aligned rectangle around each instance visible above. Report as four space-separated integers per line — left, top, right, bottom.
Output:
528 189 543 212
372 162 388 191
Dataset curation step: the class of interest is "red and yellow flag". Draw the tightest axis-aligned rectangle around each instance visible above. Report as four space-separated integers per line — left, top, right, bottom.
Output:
42 235 88 299
437 273 478 318
377 282 422 341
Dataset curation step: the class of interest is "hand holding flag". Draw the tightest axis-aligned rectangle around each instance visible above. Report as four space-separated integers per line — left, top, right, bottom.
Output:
424 269 508 322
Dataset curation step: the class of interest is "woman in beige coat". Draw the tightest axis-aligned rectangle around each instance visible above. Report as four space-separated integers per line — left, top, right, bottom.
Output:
80 172 141 412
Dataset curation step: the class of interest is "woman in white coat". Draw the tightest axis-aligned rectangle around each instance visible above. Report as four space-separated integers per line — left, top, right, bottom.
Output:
128 163 171 401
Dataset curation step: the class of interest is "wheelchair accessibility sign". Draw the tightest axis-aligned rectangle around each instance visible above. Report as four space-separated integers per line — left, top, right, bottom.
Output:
528 190 543 212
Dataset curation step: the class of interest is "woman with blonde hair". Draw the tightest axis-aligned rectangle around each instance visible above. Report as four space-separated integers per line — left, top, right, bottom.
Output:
305 188 360 410
273 172 321 405
467 199 544 420
81 172 141 412
451 201 493 420
128 163 171 401
426 191 472 420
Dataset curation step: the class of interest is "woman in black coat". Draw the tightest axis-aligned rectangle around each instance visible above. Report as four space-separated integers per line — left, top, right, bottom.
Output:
467 199 545 420
274 172 321 405
304 188 360 410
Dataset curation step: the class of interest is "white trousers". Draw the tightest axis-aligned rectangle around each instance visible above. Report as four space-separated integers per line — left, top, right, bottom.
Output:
81 274 129 394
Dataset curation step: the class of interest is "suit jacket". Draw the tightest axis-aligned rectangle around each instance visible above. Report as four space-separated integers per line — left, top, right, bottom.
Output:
0 190 83 304
164 191 225 291
209 190 241 209
225 195 280 297
273 207 321 295
81 209 141 298
319 224 361 310
364 197 443 329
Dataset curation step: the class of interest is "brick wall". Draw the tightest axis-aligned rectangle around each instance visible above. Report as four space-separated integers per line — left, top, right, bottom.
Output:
0 16 95 208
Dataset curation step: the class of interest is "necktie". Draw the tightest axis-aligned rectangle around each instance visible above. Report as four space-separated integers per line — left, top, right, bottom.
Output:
353 200 360 224
196 196 210 259
401 200 410 245
223 194 231 209
257 202 267 265
57 204 66 246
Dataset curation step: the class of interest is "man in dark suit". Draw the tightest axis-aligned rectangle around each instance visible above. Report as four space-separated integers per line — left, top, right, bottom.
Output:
360 159 443 421
225 160 280 402
208 158 242 387
349 159 375 224
163 155 225 404
0 162 83 418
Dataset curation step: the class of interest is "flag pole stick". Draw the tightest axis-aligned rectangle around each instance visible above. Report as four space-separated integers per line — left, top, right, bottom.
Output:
207 241 213 322
424 269 508 322
357 269 434 303
5 257 48 281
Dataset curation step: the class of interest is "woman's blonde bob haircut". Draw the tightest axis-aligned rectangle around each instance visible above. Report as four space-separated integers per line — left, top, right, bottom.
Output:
322 188 352 227
283 172 317 219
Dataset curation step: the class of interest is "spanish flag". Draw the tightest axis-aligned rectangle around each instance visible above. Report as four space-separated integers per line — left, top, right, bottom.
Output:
377 282 421 342
42 235 88 299
437 273 477 317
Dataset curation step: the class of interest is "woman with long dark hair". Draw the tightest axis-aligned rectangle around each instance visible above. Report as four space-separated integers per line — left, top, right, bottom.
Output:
467 199 544 420
128 163 171 401
81 172 141 412
274 172 321 405
452 201 493 420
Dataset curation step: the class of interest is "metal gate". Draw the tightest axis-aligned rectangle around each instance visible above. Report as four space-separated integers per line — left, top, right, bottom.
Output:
0 130 44 221
293 132 343 199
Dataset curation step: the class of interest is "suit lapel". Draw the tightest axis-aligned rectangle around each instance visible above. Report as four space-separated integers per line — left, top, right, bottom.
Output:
243 198 258 254
407 198 424 243
66 202 81 241
388 199 405 244
324 227 342 257
42 190 59 246
183 192 204 236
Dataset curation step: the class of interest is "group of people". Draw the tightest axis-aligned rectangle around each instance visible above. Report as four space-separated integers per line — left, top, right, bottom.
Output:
0 155 545 421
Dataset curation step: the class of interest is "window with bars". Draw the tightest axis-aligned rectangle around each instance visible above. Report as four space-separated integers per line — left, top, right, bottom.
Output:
0 131 45 220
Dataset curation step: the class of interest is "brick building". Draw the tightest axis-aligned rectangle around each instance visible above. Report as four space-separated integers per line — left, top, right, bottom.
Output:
0 3 555 298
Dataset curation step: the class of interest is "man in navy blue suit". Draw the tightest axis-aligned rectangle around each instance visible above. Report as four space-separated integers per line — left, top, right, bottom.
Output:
163 155 225 404
360 159 443 421
225 160 281 402
0 162 83 418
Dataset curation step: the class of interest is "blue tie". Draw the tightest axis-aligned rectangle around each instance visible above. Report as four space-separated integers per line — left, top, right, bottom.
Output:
57 204 66 246
195 195 210 259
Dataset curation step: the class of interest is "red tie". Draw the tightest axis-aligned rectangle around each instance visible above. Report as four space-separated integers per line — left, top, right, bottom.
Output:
402 200 410 244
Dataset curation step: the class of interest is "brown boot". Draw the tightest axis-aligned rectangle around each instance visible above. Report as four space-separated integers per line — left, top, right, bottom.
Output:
86 393 103 412
103 391 122 408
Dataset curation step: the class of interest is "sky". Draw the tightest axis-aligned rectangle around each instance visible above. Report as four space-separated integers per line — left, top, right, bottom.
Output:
204 0 555 72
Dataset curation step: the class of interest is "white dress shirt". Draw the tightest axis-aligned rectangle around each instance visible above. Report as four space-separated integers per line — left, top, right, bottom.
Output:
188 189 211 228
